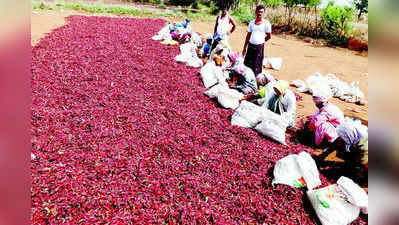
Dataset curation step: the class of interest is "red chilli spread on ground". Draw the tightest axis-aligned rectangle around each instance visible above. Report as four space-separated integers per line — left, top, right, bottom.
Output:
31 16 367 224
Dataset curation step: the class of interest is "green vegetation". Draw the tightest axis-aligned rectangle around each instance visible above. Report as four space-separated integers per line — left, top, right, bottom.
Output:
32 1 142 16
231 4 254 24
32 0 366 47
354 0 368 19
320 3 355 45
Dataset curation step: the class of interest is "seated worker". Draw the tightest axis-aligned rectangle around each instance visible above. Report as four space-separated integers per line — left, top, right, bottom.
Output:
199 34 213 58
209 41 231 67
227 52 258 95
337 121 368 152
336 121 368 168
315 120 368 179
308 93 344 146
169 18 191 32
260 80 296 127
170 18 192 43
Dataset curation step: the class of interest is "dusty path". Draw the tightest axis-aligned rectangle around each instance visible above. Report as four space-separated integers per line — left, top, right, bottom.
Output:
31 11 368 125
192 21 368 125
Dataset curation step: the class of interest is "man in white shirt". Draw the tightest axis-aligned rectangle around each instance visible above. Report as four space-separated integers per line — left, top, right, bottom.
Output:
242 5 272 77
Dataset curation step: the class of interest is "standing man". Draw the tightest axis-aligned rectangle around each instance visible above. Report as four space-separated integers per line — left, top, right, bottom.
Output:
211 7 237 52
242 5 272 77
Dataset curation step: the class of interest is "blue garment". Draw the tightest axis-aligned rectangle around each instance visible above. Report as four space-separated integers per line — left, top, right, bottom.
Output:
169 21 189 32
236 68 258 93
261 89 297 127
204 44 211 55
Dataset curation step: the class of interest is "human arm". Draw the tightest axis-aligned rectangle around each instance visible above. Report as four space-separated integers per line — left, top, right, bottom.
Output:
265 22 272 43
265 32 271 42
229 16 237 34
213 16 219 36
242 32 251 56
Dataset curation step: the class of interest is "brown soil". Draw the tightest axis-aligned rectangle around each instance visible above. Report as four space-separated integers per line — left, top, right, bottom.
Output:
192 21 368 125
31 11 368 126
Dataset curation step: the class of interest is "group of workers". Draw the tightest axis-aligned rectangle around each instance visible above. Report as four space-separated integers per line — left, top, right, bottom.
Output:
169 4 368 168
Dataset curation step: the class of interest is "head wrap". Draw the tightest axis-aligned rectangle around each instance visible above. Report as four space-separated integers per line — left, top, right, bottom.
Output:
337 122 365 152
273 80 289 96
312 93 329 105
312 88 332 106
228 52 241 64
205 34 213 40
234 65 246 75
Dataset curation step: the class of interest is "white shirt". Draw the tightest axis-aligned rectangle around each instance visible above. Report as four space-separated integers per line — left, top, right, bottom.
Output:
248 19 272 45
216 15 231 40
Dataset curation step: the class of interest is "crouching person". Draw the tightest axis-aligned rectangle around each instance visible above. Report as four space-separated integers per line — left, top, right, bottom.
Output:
336 122 368 169
308 93 344 146
260 80 296 127
227 53 258 95
199 34 213 58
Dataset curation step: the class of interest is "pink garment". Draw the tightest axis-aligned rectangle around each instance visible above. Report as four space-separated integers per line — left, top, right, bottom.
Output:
308 103 343 145
228 52 241 64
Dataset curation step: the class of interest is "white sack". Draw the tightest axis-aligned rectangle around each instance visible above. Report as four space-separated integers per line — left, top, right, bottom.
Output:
263 57 283 71
292 79 306 88
337 176 368 214
297 152 322 190
307 176 368 225
273 152 321 189
204 84 222 98
255 108 289 145
200 62 218 88
216 88 244 109
186 56 203 68
231 101 265 128
307 185 360 225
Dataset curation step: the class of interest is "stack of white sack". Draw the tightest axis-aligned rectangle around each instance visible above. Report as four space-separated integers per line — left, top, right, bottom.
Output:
307 176 368 225
291 72 365 104
231 101 289 145
174 42 203 68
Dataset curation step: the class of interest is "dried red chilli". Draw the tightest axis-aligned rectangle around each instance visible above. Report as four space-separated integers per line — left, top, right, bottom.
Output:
31 16 368 224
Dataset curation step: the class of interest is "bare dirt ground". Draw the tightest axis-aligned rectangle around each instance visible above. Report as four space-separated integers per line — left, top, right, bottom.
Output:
31 11 368 126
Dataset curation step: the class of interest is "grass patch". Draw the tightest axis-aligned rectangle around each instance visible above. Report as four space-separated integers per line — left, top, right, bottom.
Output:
32 1 142 16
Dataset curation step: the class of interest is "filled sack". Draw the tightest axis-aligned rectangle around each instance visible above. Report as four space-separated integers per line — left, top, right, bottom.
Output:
231 101 266 128
307 176 368 225
272 152 321 189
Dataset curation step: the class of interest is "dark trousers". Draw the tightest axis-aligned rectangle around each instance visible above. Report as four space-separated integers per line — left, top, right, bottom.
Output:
244 43 264 76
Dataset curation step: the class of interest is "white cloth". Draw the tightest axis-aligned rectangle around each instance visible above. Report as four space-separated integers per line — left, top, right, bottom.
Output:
248 19 272 45
216 15 230 40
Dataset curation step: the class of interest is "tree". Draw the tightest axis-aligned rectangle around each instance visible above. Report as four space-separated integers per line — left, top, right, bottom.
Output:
263 0 283 8
282 0 300 26
211 0 241 10
354 0 368 19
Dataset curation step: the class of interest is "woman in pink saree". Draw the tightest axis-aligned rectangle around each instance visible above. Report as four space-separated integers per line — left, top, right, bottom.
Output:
308 94 344 145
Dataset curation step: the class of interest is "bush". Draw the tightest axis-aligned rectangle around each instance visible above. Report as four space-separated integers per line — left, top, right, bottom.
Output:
232 3 254 24
209 1 218 14
263 0 283 8
320 3 355 45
